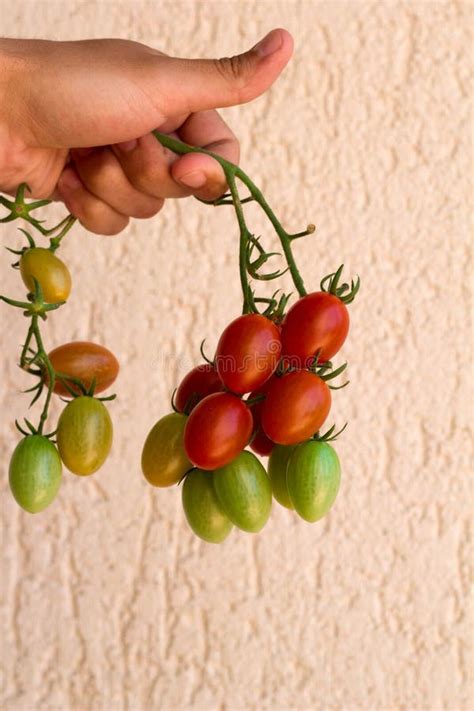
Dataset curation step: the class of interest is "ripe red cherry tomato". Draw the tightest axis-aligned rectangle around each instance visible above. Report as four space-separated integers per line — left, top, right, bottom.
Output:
250 425 274 457
175 363 223 414
281 292 349 366
184 392 253 470
262 370 331 445
248 379 275 457
215 314 281 395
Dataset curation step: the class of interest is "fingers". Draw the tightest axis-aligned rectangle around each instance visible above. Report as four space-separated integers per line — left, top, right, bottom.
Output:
71 146 165 217
110 133 191 199
55 105 238 234
111 110 240 202
56 166 130 236
171 110 240 201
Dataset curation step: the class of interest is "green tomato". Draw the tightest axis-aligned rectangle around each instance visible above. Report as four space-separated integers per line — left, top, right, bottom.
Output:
141 412 192 487
286 441 341 522
9 435 62 513
20 247 71 303
268 444 297 509
57 396 113 475
213 450 272 533
182 469 233 543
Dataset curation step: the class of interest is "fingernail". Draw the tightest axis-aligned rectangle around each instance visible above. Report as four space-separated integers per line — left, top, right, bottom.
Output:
178 171 207 189
58 168 81 191
117 139 138 152
252 30 283 58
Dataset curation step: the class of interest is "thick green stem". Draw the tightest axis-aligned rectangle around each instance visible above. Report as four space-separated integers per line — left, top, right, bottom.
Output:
233 169 307 296
226 173 255 313
153 131 308 300
30 316 55 434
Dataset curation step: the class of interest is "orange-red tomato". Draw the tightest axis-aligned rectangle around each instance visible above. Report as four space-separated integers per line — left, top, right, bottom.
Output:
281 292 349 366
47 341 119 396
261 370 331 445
215 314 281 394
184 392 253 470
175 363 223 413
248 379 276 457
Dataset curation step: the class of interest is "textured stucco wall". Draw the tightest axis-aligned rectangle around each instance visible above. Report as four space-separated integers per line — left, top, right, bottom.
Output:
0 2 472 710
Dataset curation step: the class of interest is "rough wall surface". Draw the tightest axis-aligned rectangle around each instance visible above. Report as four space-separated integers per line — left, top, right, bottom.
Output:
0 1 472 710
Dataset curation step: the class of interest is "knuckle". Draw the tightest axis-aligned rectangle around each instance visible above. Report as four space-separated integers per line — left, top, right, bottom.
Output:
213 54 253 90
131 198 164 220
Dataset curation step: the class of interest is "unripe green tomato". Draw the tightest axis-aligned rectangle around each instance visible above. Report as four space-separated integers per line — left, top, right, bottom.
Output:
268 444 297 509
20 247 71 303
213 450 272 533
57 396 113 475
286 441 341 522
9 435 62 513
182 469 233 543
141 412 192 487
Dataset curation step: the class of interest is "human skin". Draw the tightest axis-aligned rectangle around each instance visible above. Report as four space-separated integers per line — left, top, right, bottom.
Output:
0 30 293 235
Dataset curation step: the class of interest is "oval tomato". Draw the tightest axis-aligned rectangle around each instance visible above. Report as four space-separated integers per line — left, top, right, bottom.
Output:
249 426 274 457
175 363 223 414
184 392 253 470
57 396 113 475
281 292 349 366
262 370 331 445
9 435 62 513
247 379 275 457
268 444 297 509
215 314 281 394
286 441 341 522
182 469 233 543
213 450 272 532
47 341 119 397
20 247 72 303
141 412 192 487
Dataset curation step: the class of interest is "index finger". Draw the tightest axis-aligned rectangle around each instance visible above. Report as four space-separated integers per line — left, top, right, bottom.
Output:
171 108 240 201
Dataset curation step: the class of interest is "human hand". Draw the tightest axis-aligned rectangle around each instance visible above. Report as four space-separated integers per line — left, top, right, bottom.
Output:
0 30 293 235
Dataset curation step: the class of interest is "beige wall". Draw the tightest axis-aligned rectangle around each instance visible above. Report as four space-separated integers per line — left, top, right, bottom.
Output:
1 1 472 710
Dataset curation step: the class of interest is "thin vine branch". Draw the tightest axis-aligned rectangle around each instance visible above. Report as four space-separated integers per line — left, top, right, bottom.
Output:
153 131 312 307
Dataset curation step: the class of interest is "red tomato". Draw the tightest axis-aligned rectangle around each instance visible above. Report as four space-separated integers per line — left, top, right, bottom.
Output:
175 364 223 413
281 292 349 366
215 314 281 395
248 379 275 457
261 370 331 445
250 425 274 457
184 392 253 470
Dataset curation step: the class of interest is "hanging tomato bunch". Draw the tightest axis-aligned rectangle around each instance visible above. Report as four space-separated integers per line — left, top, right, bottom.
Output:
0 186 119 512
1 133 359 535
141 132 360 543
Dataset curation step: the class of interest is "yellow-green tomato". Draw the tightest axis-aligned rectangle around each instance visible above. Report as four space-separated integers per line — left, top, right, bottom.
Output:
182 469 233 543
286 441 341 522
57 396 113 475
20 247 71 303
141 412 192 487
9 435 62 513
268 444 297 509
213 450 272 533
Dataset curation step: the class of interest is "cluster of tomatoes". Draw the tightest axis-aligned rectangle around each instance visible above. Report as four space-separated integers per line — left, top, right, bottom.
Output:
142 280 353 543
9 338 119 513
6 240 120 512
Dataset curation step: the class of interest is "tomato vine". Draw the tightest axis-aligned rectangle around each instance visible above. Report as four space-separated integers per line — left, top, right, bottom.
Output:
153 131 315 315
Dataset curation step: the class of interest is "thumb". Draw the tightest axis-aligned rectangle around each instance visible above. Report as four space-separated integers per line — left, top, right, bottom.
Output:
153 28 294 116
